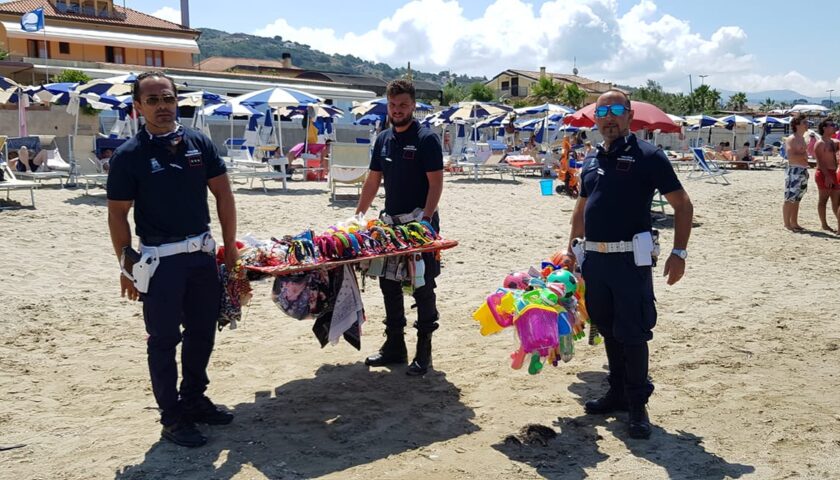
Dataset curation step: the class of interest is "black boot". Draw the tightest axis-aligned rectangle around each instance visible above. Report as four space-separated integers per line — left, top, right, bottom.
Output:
584 389 628 415
628 405 652 439
406 331 432 376
365 328 407 366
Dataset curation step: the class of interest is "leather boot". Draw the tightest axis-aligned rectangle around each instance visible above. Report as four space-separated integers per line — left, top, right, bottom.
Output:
406 331 432 376
584 390 628 415
628 405 652 439
365 328 407 366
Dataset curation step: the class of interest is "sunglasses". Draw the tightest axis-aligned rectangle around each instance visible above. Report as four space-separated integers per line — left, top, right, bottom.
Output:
143 95 177 106
594 104 627 118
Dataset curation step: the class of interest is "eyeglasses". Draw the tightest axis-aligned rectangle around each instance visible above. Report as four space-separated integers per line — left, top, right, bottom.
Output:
143 95 177 106
826 122 838 128
594 104 627 118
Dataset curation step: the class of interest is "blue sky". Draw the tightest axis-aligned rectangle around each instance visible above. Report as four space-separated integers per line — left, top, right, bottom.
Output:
133 0 839 98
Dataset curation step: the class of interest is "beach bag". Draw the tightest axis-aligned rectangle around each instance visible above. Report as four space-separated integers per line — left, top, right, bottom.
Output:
271 271 330 320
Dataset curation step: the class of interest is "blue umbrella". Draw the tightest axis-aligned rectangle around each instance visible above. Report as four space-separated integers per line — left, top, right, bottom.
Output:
355 113 384 126
75 73 137 97
237 86 321 108
351 97 433 116
684 114 722 127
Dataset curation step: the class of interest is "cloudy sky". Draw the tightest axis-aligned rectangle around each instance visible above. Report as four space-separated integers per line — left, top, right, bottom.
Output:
137 0 839 98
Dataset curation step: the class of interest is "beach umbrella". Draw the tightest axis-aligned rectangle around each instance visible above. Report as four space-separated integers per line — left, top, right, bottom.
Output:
754 116 789 125
236 86 321 109
717 114 755 125
684 114 722 127
280 103 343 120
437 101 512 122
564 101 681 133
351 97 433 116
177 90 224 107
515 117 557 131
787 104 829 115
75 73 137 97
203 101 263 142
355 113 384 126
514 103 574 116
666 113 686 125
475 112 509 129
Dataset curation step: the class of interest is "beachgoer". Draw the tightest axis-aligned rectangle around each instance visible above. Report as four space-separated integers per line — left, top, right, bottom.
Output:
567 89 693 439
98 148 114 173
813 117 840 233
11 146 48 172
355 79 444 376
807 132 818 158
784 116 810 232
106 71 238 448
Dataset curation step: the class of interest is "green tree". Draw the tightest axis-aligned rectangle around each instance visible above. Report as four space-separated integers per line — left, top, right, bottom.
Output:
468 82 496 102
690 84 721 113
759 98 776 111
528 76 563 104
560 83 587 109
726 92 748 111
441 80 467 106
0 47 7 61
53 69 92 84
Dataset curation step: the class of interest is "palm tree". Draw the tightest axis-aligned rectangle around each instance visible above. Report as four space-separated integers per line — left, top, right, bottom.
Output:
528 76 563 104
561 84 587 109
759 98 776 112
726 92 748 111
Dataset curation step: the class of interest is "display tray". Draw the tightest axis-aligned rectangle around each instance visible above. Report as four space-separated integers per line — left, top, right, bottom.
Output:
246 239 459 276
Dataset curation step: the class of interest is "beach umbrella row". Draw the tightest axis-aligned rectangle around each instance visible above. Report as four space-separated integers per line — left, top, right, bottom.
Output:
351 97 433 117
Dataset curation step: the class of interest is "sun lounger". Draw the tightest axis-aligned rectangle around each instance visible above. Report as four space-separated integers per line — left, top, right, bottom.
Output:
1 159 39 208
688 148 730 185
328 142 369 200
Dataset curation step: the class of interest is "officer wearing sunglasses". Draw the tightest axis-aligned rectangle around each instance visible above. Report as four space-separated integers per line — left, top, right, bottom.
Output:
567 89 694 439
107 71 238 447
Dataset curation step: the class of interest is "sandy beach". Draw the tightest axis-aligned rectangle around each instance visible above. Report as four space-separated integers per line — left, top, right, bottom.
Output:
1 167 839 480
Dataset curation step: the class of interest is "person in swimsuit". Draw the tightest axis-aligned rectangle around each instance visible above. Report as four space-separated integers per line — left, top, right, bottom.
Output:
784 116 810 231
813 118 840 233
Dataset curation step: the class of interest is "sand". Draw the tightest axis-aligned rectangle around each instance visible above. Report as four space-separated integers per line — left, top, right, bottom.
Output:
1 167 838 480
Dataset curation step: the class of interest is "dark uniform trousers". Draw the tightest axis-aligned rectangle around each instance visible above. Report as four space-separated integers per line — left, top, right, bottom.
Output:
379 213 441 334
142 250 220 426
582 252 656 406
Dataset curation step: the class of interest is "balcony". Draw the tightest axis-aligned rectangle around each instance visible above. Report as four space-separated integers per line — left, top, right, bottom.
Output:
54 1 126 20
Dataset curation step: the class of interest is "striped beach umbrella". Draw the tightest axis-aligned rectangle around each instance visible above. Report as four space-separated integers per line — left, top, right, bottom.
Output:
351 97 433 116
236 86 321 108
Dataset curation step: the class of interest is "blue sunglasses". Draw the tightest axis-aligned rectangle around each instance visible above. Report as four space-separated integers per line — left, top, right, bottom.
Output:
594 104 627 118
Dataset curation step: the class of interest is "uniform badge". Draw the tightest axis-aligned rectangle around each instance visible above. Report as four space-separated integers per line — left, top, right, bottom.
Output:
616 155 635 172
403 145 417 160
150 158 164 173
186 149 203 168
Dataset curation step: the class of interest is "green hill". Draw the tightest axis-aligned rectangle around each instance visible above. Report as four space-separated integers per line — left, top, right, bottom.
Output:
196 28 486 87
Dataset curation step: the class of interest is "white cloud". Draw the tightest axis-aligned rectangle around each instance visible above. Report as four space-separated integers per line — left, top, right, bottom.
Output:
252 0 840 96
151 6 181 25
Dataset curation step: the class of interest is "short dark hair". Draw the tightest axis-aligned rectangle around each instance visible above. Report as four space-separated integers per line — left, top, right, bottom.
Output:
790 115 807 130
818 117 836 135
386 79 415 101
133 71 177 101
600 89 631 108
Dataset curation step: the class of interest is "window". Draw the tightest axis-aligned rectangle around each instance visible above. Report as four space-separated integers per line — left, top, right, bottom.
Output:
145 49 164 67
501 81 510 90
59 42 70 54
27 39 48 59
105 46 125 64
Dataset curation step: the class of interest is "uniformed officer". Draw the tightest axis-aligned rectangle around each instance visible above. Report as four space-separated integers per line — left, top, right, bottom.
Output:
355 79 444 376
107 71 239 447
567 90 693 439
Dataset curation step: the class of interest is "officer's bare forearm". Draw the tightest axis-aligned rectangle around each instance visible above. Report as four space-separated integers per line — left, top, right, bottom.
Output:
567 196 586 251
107 200 133 262
666 191 693 249
216 193 237 248
356 172 381 215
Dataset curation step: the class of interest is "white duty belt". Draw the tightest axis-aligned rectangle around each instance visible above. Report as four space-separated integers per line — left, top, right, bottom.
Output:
584 240 634 254
141 232 216 258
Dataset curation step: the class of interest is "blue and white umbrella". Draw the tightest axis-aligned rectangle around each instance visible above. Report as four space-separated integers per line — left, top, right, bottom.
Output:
25 82 78 105
237 86 321 108
202 101 263 143
350 97 433 116
515 117 558 131
75 73 138 97
437 101 512 122
716 114 756 125
514 103 574 116
684 114 722 127
475 112 509 129
355 113 384 126
754 116 788 125
279 103 343 120
178 90 225 107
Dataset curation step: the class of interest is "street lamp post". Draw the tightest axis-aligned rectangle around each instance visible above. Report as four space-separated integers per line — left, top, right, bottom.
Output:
828 89 835 107
699 74 708 85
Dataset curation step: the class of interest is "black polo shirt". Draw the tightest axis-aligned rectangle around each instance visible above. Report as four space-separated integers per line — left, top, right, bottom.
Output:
106 127 227 239
579 134 682 242
369 120 443 215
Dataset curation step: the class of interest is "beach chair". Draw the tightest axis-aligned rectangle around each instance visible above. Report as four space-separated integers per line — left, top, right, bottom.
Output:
651 189 667 213
328 142 370 201
688 148 730 185
73 135 108 194
0 159 39 208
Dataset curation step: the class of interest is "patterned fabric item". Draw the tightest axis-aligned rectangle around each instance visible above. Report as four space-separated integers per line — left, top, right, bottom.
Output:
271 270 330 319
784 166 809 203
218 263 252 331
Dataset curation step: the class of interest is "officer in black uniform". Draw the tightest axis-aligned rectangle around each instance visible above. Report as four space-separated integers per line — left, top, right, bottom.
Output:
568 90 693 439
107 71 239 448
356 79 444 376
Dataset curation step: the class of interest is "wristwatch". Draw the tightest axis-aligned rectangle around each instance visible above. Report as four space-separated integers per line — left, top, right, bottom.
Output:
671 249 688 260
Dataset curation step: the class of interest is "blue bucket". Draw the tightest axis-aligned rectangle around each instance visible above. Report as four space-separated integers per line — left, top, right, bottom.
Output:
539 179 554 196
